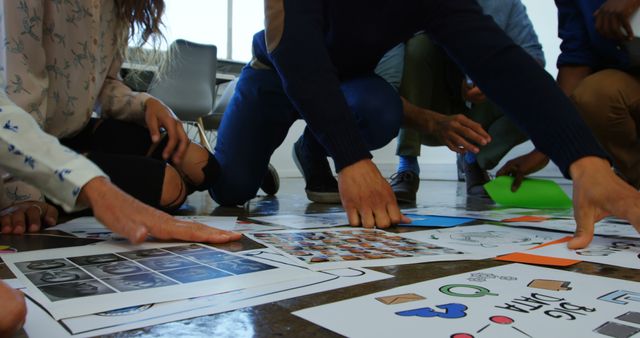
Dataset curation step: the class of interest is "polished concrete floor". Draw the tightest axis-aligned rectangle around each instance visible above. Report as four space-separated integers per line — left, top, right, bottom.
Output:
4 178 638 338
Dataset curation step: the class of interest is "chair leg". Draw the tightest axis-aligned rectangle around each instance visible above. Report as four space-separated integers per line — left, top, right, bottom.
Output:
196 117 213 152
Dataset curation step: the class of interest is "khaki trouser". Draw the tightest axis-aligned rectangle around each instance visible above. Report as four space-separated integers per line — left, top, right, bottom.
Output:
396 34 527 170
571 69 640 189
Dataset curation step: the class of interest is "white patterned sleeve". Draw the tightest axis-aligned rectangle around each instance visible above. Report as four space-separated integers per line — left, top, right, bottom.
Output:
0 81 107 212
0 0 107 212
1 177 45 207
96 54 152 124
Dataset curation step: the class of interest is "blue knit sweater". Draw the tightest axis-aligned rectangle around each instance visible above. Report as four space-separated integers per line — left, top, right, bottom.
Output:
252 0 607 177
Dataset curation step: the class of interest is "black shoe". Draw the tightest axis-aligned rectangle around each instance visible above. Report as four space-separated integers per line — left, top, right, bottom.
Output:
293 137 340 203
260 163 280 195
456 153 465 182
390 170 420 203
463 160 490 197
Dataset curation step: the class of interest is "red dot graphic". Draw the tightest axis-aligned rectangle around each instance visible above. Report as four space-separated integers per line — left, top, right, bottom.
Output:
490 315 514 325
451 334 474 338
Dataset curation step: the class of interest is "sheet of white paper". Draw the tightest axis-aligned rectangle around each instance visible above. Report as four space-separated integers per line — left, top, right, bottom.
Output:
47 216 253 240
21 249 392 337
295 263 640 338
402 224 569 257
525 236 640 269
504 218 640 239
245 228 477 270
1 242 316 319
404 206 574 222
249 212 349 229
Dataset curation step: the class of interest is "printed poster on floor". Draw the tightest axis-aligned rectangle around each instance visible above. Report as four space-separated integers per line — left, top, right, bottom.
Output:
402 224 569 257
245 228 478 270
1 242 316 319
18 249 392 337
294 263 640 338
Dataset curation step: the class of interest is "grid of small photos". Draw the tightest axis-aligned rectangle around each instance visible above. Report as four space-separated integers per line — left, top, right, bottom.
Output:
15 244 276 302
251 229 466 264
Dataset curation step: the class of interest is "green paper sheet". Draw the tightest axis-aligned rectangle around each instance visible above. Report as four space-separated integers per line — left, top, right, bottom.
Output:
484 176 572 209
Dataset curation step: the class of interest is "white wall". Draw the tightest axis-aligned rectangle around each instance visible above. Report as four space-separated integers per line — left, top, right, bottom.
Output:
270 0 564 178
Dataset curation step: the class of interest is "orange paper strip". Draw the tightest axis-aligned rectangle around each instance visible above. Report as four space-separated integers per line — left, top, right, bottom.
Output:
501 215 550 223
496 252 580 267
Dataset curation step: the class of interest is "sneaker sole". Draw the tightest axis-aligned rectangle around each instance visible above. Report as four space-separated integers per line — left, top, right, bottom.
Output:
260 163 280 195
292 146 340 204
305 190 341 204
393 190 417 204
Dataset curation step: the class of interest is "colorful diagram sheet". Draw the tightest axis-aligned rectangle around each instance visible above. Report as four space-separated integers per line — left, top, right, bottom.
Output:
524 236 640 270
18 249 392 337
503 218 640 239
402 224 568 258
404 206 573 223
1 242 316 319
294 264 640 338
248 212 349 229
245 228 476 270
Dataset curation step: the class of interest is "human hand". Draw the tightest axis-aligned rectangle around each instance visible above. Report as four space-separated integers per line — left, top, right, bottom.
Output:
594 0 640 40
144 97 190 164
431 113 491 154
496 150 550 192
0 280 26 338
0 201 58 234
337 159 411 228
78 177 242 244
568 156 640 249
461 79 487 104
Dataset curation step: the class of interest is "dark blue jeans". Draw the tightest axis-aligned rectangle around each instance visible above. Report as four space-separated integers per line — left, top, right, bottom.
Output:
210 66 402 206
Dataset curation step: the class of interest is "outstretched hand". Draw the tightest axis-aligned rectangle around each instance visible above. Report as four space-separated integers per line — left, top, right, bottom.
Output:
568 156 640 249
432 113 491 154
144 97 190 164
496 149 550 192
594 0 640 40
338 159 411 228
78 177 242 244
0 201 58 234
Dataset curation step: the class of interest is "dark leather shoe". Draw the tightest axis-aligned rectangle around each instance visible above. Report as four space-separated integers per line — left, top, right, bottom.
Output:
293 137 340 203
463 160 490 197
390 170 420 203
260 163 280 195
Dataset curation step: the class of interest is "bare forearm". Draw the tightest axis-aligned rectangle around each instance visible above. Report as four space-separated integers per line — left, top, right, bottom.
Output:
401 97 441 134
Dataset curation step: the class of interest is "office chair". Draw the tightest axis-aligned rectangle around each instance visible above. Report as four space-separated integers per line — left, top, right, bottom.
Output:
147 39 217 151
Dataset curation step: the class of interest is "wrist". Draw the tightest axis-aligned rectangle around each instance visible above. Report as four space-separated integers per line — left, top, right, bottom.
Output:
569 156 610 181
423 110 442 134
77 177 110 208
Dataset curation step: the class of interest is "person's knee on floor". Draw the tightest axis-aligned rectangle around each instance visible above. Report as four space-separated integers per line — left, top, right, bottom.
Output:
160 165 188 210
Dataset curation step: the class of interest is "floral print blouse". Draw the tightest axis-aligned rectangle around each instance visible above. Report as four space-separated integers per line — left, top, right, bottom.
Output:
0 0 151 211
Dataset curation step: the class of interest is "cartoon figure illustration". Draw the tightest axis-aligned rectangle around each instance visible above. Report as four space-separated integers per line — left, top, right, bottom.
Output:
576 241 640 257
527 279 573 291
447 231 544 248
396 303 467 319
451 315 532 338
